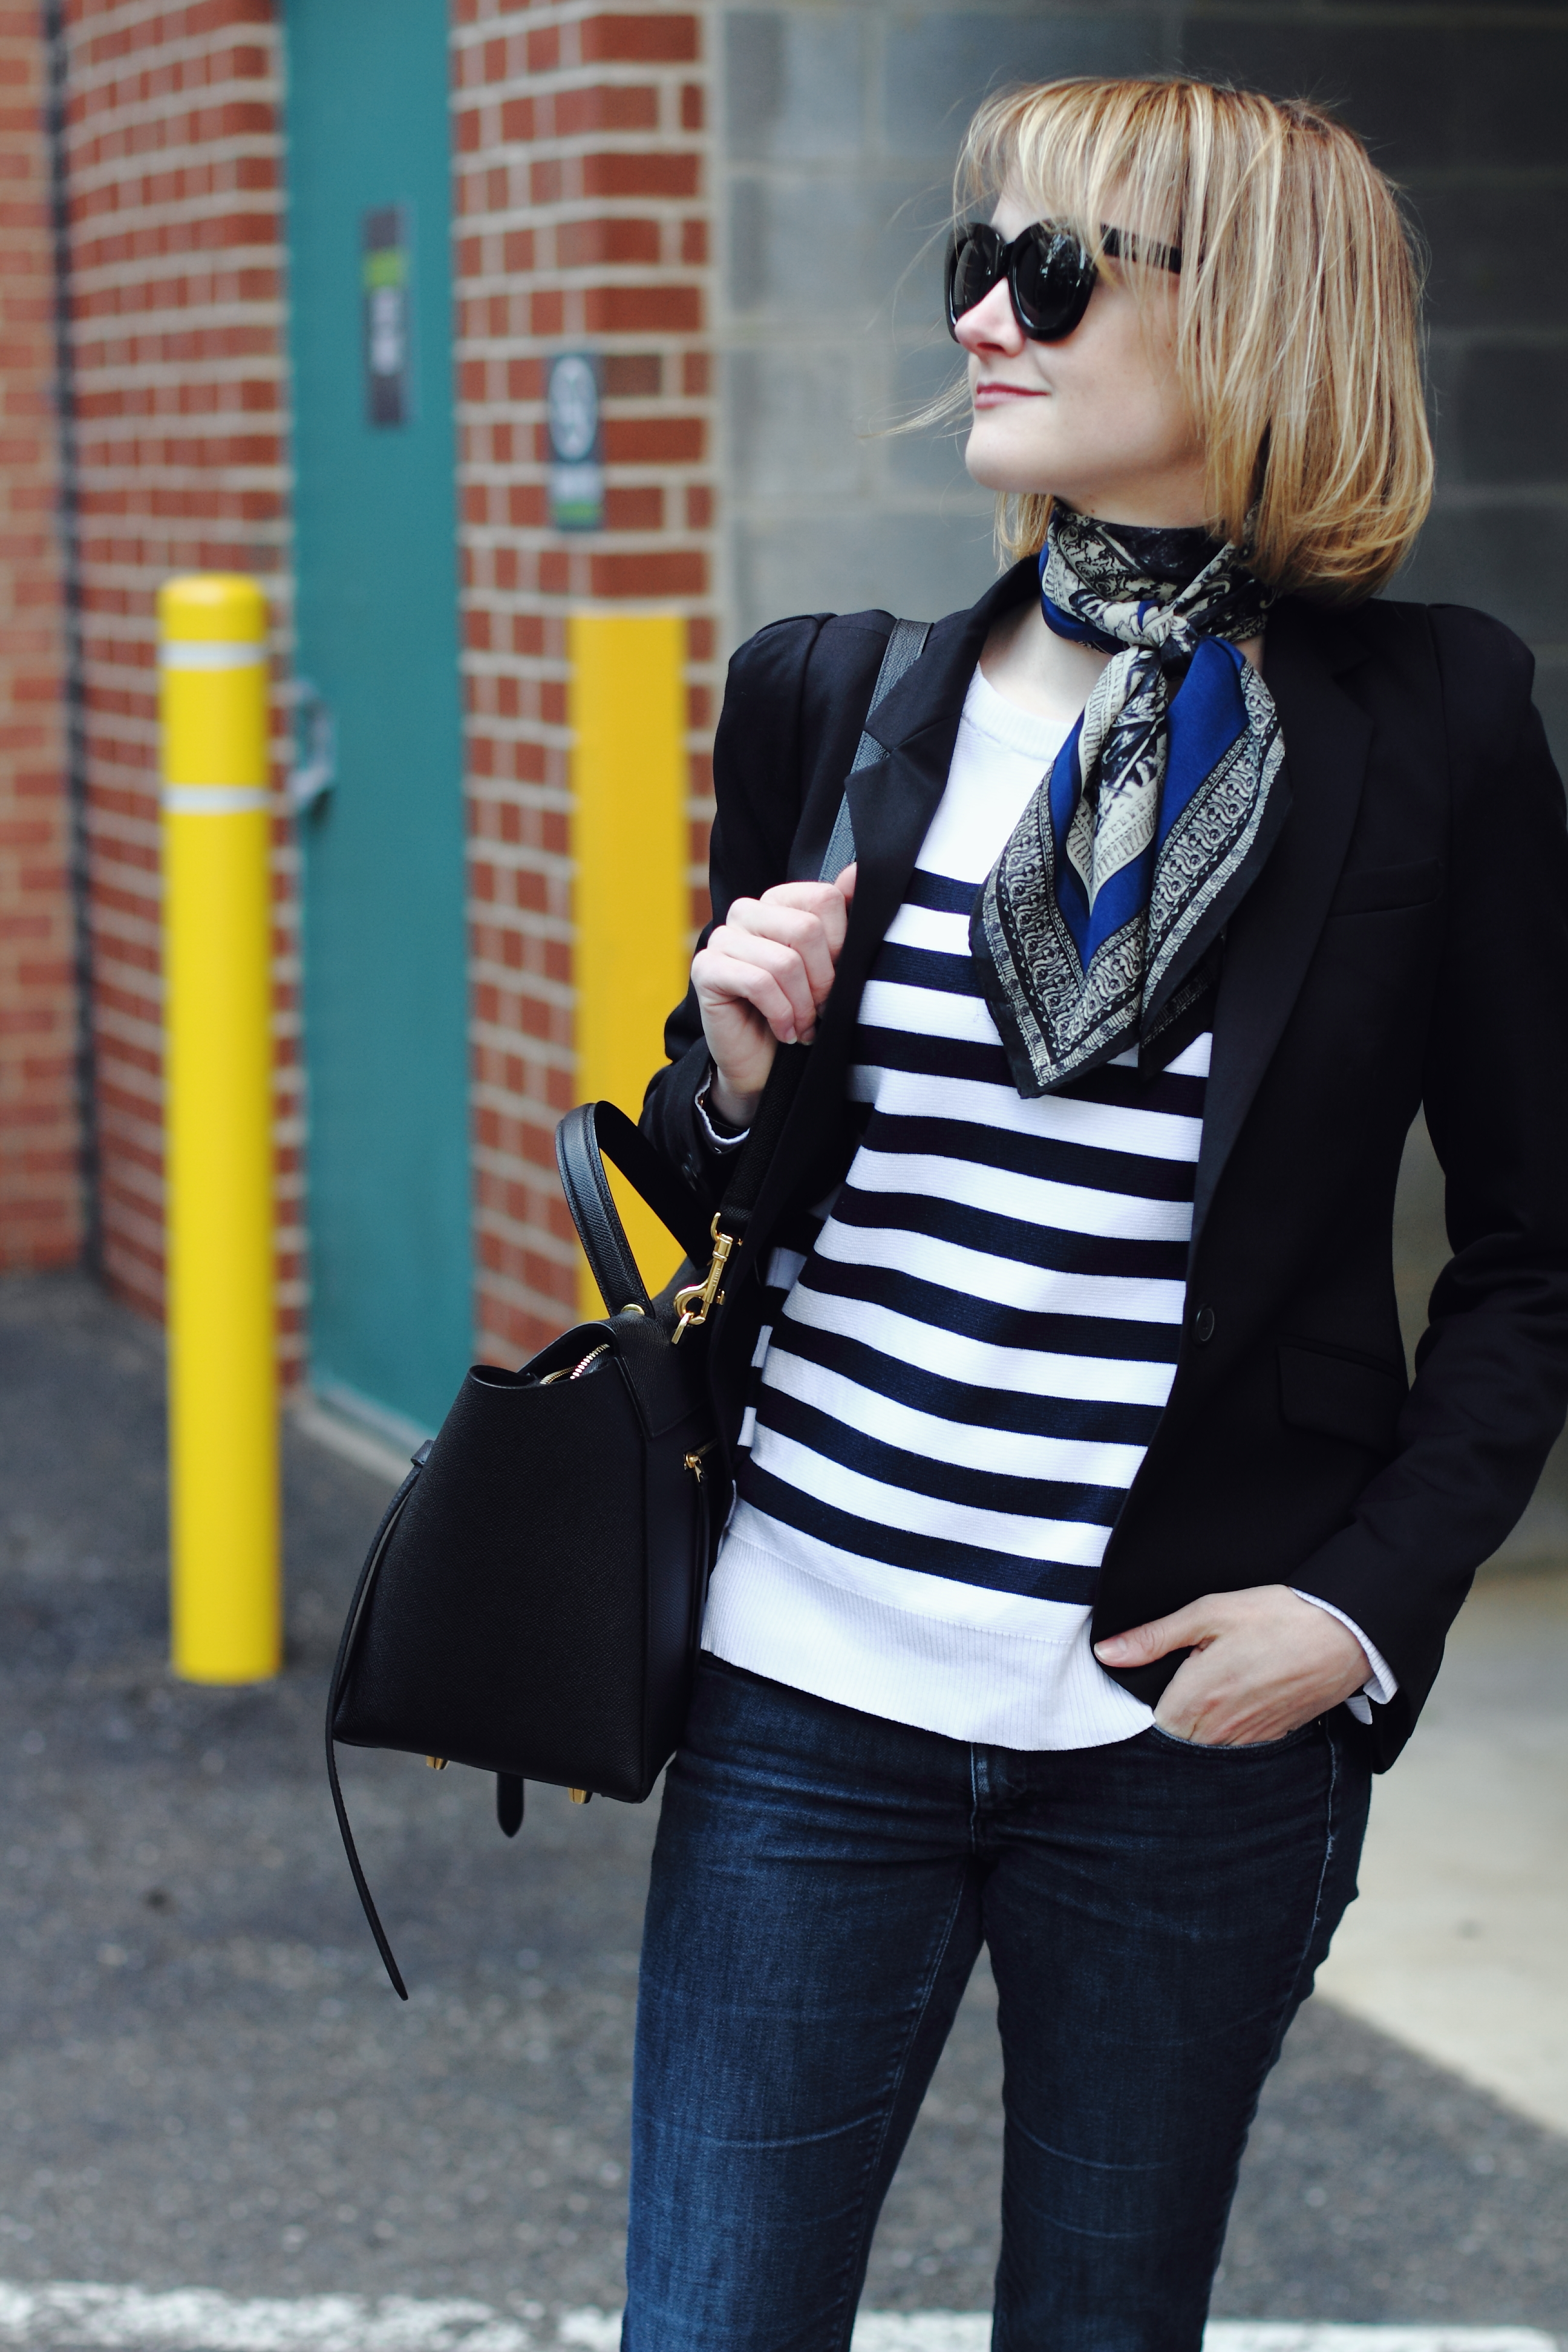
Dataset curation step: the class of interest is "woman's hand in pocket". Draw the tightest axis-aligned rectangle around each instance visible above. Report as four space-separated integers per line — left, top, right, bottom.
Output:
693 867 856 1126
1094 1585 1371 1746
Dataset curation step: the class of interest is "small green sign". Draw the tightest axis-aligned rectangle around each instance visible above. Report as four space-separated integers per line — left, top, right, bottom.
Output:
547 351 604 531
362 206 411 428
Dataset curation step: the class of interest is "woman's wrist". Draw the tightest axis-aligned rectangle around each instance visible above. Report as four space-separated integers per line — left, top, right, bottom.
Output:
706 1069 762 1132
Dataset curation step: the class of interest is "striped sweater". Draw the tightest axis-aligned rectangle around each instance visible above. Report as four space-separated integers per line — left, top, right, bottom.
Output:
702 665 1197 1747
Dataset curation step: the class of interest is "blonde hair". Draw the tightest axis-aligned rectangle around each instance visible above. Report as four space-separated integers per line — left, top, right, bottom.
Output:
950 77 1432 601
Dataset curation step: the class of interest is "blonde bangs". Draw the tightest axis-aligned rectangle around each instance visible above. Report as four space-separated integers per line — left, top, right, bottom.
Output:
953 78 1434 603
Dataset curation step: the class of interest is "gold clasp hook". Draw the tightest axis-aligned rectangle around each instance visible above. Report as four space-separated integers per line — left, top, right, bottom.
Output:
671 1216 737 1344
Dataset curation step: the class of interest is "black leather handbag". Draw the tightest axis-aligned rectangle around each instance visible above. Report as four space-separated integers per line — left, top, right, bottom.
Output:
324 618 930 1998
327 1098 750 1997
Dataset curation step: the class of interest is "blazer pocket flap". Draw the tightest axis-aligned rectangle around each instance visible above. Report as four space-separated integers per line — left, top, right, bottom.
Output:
1278 1342 1406 1451
1329 858 1443 916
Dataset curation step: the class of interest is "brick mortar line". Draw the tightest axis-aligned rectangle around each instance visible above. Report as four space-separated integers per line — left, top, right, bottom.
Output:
71 364 289 388
451 64 704 90
470 965 576 1002
470 1019 576 1060
67 78 282 123
454 140 705 166
65 101 282 148
72 468 292 489
70 215 287 253
67 0 286 52
69 267 286 303
67 179 284 221
458 267 710 289
448 1 703 31
460 207 713 234
65 154 284 201
66 45 282 99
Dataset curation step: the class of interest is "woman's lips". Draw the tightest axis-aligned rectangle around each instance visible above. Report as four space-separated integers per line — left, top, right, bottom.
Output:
973 381 1047 405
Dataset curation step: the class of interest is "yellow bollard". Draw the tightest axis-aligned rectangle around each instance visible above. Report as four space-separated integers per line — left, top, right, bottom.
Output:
159 573 280 1684
569 611 693 1316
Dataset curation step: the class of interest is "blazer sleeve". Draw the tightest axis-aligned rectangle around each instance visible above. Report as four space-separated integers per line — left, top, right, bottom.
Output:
1295 605 1568 1736
638 613 832 1203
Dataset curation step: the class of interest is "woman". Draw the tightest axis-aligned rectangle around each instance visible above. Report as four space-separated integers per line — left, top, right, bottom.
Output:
627 76 1568 2351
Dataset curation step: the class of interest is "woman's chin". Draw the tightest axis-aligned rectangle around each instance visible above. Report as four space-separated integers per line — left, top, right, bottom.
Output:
963 425 1073 501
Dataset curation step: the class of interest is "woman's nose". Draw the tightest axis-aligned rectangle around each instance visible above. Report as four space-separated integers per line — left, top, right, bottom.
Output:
953 278 1024 356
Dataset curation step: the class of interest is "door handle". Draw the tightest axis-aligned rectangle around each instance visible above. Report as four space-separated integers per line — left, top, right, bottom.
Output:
289 678 337 813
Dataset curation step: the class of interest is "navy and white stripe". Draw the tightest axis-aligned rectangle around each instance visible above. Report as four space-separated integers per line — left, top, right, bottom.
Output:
703 667 1207 1748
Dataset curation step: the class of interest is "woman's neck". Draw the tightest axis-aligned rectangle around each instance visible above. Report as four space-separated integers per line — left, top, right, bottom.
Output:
978 565 1264 727
979 596 1112 730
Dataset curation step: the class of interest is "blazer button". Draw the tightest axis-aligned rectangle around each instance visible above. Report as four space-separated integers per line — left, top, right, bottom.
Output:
1193 1304 1216 1344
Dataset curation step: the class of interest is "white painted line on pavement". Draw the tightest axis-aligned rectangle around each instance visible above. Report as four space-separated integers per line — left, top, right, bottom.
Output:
851 2334 1561 2352
854 2330 1558 2352
0 2289 1555 2352
0 2288 536 2352
292 1401 414 1490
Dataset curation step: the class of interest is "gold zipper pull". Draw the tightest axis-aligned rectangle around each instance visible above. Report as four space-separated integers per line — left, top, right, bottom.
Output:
569 1788 592 1805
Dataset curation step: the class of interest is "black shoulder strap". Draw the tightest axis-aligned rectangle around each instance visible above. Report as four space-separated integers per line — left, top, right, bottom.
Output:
556 616 935 1315
818 615 931 884
324 1446 432 2001
718 615 932 1245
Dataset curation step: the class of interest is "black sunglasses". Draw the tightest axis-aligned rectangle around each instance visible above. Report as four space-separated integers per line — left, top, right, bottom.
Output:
946 219 1183 345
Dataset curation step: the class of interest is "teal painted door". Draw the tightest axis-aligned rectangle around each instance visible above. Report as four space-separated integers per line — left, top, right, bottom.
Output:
284 0 471 1434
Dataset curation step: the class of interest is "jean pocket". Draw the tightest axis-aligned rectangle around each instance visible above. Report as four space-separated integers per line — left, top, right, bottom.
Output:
1146 1718 1320 1754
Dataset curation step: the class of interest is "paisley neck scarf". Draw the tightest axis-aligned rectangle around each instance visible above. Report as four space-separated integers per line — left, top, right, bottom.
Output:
970 506 1287 1096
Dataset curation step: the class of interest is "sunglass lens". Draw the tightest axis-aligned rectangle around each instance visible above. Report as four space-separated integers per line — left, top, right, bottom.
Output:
949 226 1003 322
1010 227 1093 339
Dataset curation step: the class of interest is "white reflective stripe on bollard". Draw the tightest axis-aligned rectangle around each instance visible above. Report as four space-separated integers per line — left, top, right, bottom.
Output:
160 641 267 668
161 786 272 814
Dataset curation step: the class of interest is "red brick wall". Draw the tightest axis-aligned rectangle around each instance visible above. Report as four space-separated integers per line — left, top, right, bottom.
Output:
0 7 76 1271
452 0 718 1367
39 0 718 1378
60 0 302 1363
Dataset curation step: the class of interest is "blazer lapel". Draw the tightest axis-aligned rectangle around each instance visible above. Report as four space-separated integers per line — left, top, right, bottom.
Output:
1191 600 1374 1255
832 561 1039 1018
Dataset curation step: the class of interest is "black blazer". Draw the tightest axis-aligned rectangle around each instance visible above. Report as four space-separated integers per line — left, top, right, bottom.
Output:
641 557 1568 1769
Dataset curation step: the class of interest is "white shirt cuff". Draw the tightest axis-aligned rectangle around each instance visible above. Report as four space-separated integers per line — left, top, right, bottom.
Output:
1290 1589 1399 1725
694 1070 750 1153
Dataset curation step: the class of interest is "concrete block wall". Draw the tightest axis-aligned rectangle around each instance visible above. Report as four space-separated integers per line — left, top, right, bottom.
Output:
0 7 76 1271
451 0 718 1365
714 0 1568 773
59 0 304 1364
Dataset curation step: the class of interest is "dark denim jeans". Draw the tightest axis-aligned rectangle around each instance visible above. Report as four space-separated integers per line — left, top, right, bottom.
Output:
624 1653 1371 2352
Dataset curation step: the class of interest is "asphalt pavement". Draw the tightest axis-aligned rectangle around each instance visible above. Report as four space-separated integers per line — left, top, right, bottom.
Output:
2 1270 1566 2332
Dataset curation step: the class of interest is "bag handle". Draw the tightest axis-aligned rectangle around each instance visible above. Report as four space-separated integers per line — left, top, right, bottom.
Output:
557 1098 717 1316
